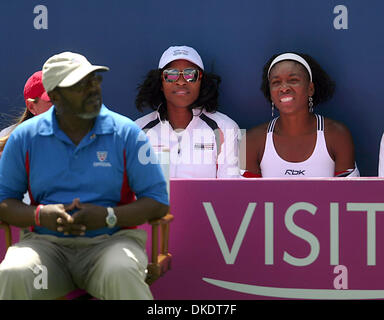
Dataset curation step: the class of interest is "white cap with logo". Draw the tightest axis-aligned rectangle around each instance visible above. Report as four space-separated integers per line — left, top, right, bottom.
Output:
42 51 109 92
158 46 204 70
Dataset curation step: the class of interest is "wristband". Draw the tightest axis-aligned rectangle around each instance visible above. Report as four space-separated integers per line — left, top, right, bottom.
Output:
242 170 262 178
35 204 44 226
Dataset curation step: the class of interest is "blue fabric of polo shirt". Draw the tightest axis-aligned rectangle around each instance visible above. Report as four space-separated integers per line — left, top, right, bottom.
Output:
0 105 168 237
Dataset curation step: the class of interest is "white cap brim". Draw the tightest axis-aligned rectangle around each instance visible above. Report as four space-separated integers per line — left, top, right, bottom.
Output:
58 65 109 88
42 51 110 92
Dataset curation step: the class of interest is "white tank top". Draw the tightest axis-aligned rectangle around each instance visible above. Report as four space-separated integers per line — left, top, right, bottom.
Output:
260 114 335 177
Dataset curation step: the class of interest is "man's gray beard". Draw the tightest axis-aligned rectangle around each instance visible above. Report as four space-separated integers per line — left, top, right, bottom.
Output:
77 111 100 120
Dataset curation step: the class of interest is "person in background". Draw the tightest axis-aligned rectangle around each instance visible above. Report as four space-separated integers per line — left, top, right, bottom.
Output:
0 71 53 205
135 45 240 178
0 52 168 299
0 71 52 156
241 52 359 178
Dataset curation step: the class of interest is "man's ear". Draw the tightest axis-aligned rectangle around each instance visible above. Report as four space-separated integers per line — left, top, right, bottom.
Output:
48 90 60 104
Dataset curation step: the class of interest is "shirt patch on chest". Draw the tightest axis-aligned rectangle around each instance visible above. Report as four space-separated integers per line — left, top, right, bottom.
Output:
194 143 214 150
94 151 112 167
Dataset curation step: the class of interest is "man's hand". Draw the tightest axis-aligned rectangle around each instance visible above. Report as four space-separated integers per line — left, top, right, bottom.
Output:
39 199 86 236
71 199 108 231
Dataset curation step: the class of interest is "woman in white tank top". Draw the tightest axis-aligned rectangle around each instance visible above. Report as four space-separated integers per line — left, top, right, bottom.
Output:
241 52 359 178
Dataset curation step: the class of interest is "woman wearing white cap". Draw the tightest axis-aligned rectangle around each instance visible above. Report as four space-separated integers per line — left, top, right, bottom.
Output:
241 52 359 178
135 45 240 178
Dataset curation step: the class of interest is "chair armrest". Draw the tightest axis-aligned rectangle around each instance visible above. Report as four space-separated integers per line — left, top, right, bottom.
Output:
0 220 12 249
146 213 174 285
148 213 174 262
148 213 174 227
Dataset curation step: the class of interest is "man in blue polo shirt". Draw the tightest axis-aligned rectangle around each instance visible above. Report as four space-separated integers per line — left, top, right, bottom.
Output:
0 52 169 299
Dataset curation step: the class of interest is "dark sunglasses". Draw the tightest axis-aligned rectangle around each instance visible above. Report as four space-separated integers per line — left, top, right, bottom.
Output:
162 68 200 83
70 73 103 91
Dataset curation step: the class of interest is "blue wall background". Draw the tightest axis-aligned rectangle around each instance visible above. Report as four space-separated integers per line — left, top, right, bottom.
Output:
0 0 382 176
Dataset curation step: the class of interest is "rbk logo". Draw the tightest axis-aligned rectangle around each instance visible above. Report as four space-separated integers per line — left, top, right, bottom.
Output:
285 169 305 176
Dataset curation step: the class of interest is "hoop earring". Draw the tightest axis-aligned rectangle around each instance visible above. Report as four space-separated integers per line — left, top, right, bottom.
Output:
308 96 314 113
271 102 275 117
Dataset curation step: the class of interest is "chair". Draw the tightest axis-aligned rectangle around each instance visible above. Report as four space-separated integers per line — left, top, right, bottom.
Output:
0 213 174 297
146 213 174 285
0 221 12 250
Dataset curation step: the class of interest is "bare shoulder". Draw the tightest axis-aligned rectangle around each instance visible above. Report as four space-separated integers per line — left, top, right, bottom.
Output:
239 122 269 171
323 117 355 167
323 117 353 141
244 122 269 160
246 122 269 143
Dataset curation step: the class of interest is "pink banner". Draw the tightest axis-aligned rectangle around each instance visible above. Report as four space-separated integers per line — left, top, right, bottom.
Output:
2 178 384 299
150 178 384 300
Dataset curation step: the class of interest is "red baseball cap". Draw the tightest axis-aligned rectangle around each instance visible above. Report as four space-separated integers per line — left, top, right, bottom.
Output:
23 71 50 107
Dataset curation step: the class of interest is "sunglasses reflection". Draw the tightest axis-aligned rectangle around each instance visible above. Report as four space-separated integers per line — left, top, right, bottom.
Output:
163 68 200 83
